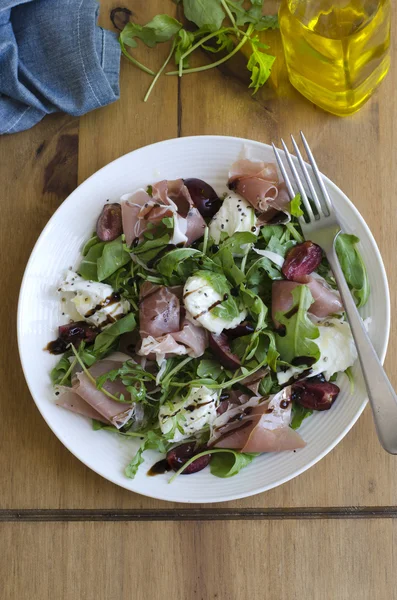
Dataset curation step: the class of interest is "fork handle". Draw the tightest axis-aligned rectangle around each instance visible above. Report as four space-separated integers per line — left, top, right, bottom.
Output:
327 243 397 454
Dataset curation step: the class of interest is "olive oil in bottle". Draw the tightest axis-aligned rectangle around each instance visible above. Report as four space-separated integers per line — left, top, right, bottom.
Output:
279 0 391 116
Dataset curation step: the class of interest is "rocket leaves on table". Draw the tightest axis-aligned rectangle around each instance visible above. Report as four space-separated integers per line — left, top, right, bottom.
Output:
117 0 278 101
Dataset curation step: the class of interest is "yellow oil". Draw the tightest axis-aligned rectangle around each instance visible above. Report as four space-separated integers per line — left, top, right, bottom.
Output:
279 0 391 116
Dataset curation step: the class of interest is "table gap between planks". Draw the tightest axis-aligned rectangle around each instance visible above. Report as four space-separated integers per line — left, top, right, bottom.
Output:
1 0 397 597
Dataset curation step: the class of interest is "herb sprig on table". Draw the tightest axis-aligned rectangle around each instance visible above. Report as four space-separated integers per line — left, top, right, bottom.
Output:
117 0 278 101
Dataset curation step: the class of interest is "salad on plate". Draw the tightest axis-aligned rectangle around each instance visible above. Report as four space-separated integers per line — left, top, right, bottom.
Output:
47 157 369 481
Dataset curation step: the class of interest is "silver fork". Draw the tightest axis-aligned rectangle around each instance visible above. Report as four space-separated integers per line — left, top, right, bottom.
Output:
272 132 397 454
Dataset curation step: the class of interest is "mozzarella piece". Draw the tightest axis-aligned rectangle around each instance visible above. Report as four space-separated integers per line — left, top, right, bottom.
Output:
59 271 130 328
209 193 257 244
183 275 246 335
277 318 358 384
159 386 219 442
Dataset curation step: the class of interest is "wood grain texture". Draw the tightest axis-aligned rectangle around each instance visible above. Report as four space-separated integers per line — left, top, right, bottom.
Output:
0 0 397 512
2 520 397 600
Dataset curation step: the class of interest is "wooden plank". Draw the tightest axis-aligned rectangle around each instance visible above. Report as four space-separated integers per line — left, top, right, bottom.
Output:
1 520 396 600
78 0 179 182
1 0 397 511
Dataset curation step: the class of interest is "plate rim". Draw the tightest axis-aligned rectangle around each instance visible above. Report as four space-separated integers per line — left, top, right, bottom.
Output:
17 134 391 503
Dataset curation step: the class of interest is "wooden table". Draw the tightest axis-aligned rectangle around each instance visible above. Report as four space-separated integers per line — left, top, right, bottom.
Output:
1 1 397 598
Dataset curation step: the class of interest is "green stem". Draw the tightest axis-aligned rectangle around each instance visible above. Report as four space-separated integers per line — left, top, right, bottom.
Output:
179 27 234 68
161 356 194 387
169 355 268 391
167 25 254 76
70 344 127 404
202 226 209 255
220 0 237 31
59 356 78 386
120 42 155 76
286 223 304 243
168 449 237 483
144 39 176 102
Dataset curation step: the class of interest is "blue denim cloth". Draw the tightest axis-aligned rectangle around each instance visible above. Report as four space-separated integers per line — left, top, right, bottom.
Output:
0 0 120 134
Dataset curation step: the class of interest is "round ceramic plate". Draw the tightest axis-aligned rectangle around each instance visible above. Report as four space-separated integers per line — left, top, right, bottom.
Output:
18 136 390 503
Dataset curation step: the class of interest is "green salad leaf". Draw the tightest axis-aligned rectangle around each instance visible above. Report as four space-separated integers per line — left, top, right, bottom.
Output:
120 15 182 49
183 0 225 30
210 450 257 477
97 237 131 282
289 193 304 218
51 355 72 386
196 270 243 321
335 233 370 308
197 358 224 380
93 313 136 355
275 285 320 364
291 403 313 430
78 241 105 280
157 248 219 284
125 430 172 479
78 236 130 282
247 35 276 94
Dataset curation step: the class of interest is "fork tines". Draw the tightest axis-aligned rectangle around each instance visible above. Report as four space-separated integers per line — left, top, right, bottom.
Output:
272 132 333 221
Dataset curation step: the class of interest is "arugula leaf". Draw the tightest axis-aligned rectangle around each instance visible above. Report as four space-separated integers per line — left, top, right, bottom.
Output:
239 287 267 329
335 233 370 308
183 0 225 30
291 403 313 430
254 14 279 31
93 313 136 355
202 30 234 53
260 224 285 244
51 355 72 385
120 15 182 49
175 29 195 67
213 247 245 286
289 193 304 218
157 248 216 285
247 35 276 94
246 255 282 285
97 236 131 282
216 231 257 254
275 285 320 364
130 218 174 266
210 450 257 477
260 331 279 371
266 234 295 258
125 430 172 479
82 234 100 256
197 359 224 380
78 241 105 281
196 270 242 321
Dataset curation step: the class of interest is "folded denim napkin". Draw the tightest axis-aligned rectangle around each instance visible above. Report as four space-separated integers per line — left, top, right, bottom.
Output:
0 0 120 134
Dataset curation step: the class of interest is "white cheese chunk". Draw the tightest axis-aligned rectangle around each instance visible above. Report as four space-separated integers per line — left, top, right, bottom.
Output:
159 386 219 442
209 193 257 244
277 318 358 384
59 271 130 328
183 274 246 335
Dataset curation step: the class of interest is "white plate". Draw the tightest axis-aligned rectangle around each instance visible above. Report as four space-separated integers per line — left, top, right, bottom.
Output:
17 136 390 503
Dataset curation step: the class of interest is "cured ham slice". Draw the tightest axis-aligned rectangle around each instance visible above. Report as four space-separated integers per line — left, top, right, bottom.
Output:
139 284 207 359
57 353 144 429
139 283 181 339
272 276 343 326
121 189 173 247
171 318 208 358
56 388 108 423
211 387 306 452
228 159 290 223
153 179 206 245
121 180 206 249
240 368 270 395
